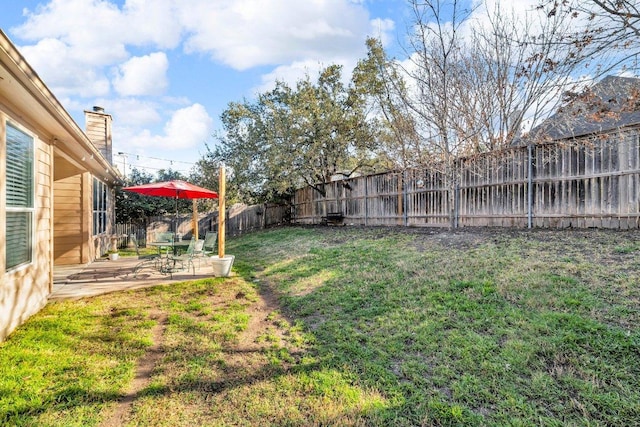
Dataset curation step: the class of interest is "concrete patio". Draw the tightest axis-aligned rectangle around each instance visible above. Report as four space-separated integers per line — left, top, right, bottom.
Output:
51 256 224 301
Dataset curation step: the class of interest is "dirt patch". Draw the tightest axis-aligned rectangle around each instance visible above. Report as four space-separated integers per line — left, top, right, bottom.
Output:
234 284 282 353
100 310 167 427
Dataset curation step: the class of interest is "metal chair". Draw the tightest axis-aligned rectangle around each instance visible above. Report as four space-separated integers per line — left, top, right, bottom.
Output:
170 238 204 276
153 232 174 255
130 234 161 278
202 231 218 256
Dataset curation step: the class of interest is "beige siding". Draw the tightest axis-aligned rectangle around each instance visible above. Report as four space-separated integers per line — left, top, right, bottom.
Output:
0 128 52 341
54 175 84 264
0 31 122 342
0 115 5 275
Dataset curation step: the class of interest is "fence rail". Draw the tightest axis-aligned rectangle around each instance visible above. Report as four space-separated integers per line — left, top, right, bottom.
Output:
124 203 290 246
292 131 640 229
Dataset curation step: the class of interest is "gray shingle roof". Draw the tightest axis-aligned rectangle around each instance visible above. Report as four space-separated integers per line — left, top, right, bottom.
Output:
527 75 640 142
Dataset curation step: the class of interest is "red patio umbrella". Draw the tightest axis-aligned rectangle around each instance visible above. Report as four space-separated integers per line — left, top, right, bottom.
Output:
123 180 218 240
123 180 219 199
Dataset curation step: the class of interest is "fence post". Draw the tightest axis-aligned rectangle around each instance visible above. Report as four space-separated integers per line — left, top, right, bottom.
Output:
454 184 460 228
337 181 342 217
364 175 369 226
528 143 534 229
403 170 408 227
262 203 267 229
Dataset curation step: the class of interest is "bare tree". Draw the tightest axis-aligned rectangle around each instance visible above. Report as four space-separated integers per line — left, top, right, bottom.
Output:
384 0 591 225
465 1 589 147
400 0 473 164
535 1 640 75
353 37 427 170
389 0 481 225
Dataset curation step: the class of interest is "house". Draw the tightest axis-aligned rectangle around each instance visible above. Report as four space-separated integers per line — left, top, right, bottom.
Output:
0 30 122 341
527 75 640 142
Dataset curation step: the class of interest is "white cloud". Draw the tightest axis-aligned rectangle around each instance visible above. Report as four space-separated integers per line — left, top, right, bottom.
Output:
179 0 378 70
163 103 213 149
120 0 184 48
16 0 181 51
15 0 390 72
256 60 331 93
255 56 362 94
105 98 163 126
370 18 395 46
20 38 112 97
113 52 169 96
16 0 130 65
13 0 179 98
124 103 213 151
12 0 394 95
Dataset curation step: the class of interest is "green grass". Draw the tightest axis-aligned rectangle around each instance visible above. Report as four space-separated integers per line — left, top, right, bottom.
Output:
231 227 640 425
1 226 639 426
0 298 151 426
614 242 640 254
107 247 158 258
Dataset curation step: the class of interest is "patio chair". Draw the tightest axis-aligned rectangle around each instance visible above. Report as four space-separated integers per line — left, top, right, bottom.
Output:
169 238 204 276
130 234 161 278
153 231 174 255
201 231 218 256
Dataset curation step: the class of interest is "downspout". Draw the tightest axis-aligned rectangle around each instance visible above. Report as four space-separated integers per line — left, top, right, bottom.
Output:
49 143 54 293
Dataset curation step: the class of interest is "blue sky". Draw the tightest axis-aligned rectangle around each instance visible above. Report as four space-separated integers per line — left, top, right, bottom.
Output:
0 0 413 177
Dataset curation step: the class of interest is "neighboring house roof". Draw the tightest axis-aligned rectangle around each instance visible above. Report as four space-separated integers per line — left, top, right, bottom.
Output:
527 75 640 142
0 29 121 183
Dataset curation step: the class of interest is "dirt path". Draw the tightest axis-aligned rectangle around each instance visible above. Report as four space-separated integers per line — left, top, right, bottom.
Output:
100 311 167 427
220 282 286 381
98 279 294 426
241 284 282 349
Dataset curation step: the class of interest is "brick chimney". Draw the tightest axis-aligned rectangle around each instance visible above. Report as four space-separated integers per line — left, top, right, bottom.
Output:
84 106 113 164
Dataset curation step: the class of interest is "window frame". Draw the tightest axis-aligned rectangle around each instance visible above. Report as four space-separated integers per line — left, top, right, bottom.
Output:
5 121 35 272
93 177 108 236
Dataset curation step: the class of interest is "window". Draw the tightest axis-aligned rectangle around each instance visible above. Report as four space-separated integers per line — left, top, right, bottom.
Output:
6 123 34 270
93 178 107 235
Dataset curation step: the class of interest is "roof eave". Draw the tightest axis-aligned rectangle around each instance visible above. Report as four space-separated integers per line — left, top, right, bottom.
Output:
0 29 122 184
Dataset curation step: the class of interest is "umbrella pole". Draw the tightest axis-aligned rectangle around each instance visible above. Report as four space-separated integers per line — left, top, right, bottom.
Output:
175 195 178 242
193 199 198 240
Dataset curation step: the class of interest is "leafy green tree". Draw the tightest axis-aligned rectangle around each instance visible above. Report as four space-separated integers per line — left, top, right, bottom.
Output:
115 167 189 224
289 64 378 196
202 64 381 203
189 156 227 212
198 97 282 204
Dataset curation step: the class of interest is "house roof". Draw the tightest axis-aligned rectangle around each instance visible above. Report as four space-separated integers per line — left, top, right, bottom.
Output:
527 75 640 142
0 29 121 184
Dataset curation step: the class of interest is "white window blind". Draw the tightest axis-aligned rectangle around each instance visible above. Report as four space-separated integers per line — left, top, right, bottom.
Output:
6 123 34 270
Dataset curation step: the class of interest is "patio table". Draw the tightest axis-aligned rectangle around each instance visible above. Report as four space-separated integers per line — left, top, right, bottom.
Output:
132 244 188 279
148 240 192 256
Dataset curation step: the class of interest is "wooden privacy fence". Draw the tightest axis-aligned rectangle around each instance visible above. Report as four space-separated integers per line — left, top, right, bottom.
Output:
224 203 291 237
139 202 290 244
292 131 640 229
114 223 146 249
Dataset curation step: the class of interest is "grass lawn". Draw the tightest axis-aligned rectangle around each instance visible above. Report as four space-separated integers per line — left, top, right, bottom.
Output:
1 226 639 426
